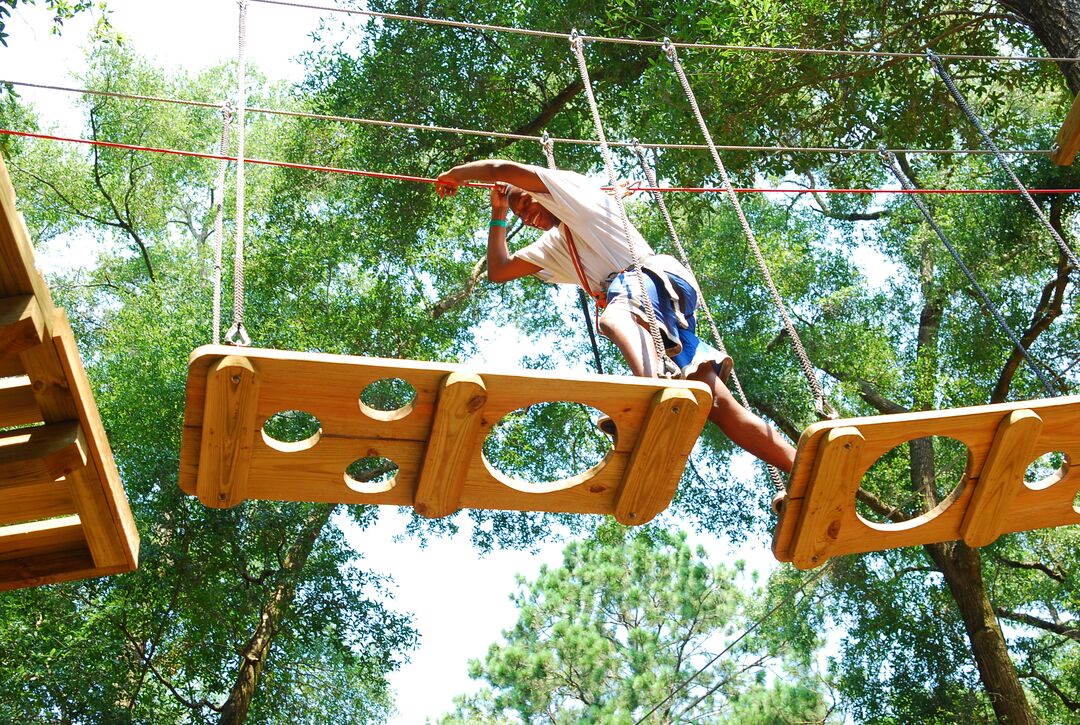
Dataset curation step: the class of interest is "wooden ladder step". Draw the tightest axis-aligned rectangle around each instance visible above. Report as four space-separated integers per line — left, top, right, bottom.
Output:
0 295 45 359
0 421 88 488
0 375 42 428
0 516 98 592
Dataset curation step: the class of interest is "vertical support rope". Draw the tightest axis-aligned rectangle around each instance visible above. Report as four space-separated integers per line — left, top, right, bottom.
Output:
663 39 836 419
226 0 252 346
927 50 1080 274
570 31 674 378
212 103 234 345
880 149 1059 397
543 133 606 375
633 144 787 493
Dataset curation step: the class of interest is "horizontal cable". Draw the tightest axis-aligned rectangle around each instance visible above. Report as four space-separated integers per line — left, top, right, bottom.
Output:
251 0 1080 63
3 128 1077 195
1 79 1052 157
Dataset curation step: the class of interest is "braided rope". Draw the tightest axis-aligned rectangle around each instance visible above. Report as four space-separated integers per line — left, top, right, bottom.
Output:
213 103 234 345
542 133 606 375
633 145 787 492
880 150 1059 397
226 0 252 347
927 50 1080 274
570 32 674 377
664 40 836 418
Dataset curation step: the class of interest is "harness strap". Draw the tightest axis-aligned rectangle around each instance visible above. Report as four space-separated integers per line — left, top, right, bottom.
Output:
563 225 607 309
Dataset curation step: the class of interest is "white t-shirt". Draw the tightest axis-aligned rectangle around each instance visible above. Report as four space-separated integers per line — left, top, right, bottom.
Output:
515 167 654 291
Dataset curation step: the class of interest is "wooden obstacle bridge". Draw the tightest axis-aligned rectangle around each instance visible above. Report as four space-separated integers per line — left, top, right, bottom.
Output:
179 346 712 525
773 395 1080 569
0 153 139 591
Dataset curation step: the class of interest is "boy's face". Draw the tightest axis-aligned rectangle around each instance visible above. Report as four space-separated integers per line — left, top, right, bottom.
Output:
507 187 559 230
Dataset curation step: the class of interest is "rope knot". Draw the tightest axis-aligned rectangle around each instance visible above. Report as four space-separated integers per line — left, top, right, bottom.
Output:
569 29 583 50
662 37 678 61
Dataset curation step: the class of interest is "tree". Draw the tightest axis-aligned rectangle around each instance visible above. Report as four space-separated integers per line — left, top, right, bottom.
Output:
0 0 112 48
439 526 833 724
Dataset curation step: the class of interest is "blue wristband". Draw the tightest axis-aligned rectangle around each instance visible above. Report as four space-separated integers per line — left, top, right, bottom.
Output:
489 218 508 228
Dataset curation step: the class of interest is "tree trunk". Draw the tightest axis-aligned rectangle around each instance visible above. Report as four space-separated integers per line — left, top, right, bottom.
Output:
999 0 1080 93
217 504 336 724
924 542 1037 724
909 262 1035 723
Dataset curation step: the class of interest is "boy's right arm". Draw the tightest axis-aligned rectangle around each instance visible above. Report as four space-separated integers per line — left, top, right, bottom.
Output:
435 160 549 196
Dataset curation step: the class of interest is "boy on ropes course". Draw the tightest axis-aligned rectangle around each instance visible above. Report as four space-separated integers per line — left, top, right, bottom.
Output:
436 159 796 474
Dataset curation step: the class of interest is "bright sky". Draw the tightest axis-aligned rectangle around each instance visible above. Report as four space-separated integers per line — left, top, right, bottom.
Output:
3 2 777 722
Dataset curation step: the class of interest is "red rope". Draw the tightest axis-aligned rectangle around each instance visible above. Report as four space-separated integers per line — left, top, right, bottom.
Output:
3 128 1078 195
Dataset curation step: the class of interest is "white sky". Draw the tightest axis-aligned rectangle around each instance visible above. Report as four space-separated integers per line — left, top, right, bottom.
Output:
3 2 777 722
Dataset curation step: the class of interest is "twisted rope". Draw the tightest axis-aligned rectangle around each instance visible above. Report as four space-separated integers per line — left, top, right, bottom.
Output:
633 145 787 492
226 0 252 347
880 150 1059 397
664 39 835 418
570 32 673 377
927 50 1080 274
212 103 234 345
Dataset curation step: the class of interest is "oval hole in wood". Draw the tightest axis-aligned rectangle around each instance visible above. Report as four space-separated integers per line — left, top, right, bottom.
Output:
358 378 416 422
855 435 971 528
482 401 613 492
261 410 322 453
344 456 398 494
1024 451 1070 492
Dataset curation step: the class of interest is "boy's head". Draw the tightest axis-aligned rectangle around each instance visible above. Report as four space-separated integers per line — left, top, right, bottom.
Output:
506 186 559 230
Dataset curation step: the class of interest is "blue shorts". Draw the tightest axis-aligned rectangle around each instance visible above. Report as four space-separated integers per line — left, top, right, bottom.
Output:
604 268 728 379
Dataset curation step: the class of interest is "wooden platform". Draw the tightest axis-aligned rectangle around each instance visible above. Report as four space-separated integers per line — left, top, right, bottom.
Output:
0 153 139 591
773 395 1080 569
179 346 713 525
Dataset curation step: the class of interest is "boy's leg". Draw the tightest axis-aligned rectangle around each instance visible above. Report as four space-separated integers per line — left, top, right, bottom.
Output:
598 304 658 378
688 364 797 474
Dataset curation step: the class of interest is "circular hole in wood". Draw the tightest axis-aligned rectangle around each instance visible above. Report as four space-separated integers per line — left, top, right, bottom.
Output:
482 402 612 492
1025 451 1070 492
358 378 416 421
261 410 322 453
344 456 398 494
856 435 970 527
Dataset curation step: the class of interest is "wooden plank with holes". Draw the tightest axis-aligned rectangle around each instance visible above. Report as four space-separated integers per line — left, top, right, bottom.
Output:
1052 92 1080 166
0 295 44 359
0 151 139 590
773 395 1080 568
0 375 40 428
180 345 713 521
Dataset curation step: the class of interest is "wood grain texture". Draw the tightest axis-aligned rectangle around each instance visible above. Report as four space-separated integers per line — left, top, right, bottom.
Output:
961 409 1043 548
790 427 864 569
414 372 487 519
0 421 87 487
196 355 261 508
180 345 713 521
0 151 139 589
0 375 42 428
773 396 1080 568
614 388 702 525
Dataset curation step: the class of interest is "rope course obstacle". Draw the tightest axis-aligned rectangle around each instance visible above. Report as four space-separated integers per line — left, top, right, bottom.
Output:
0 152 139 591
178 1 713 523
6 1 1077 551
176 2 1080 549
